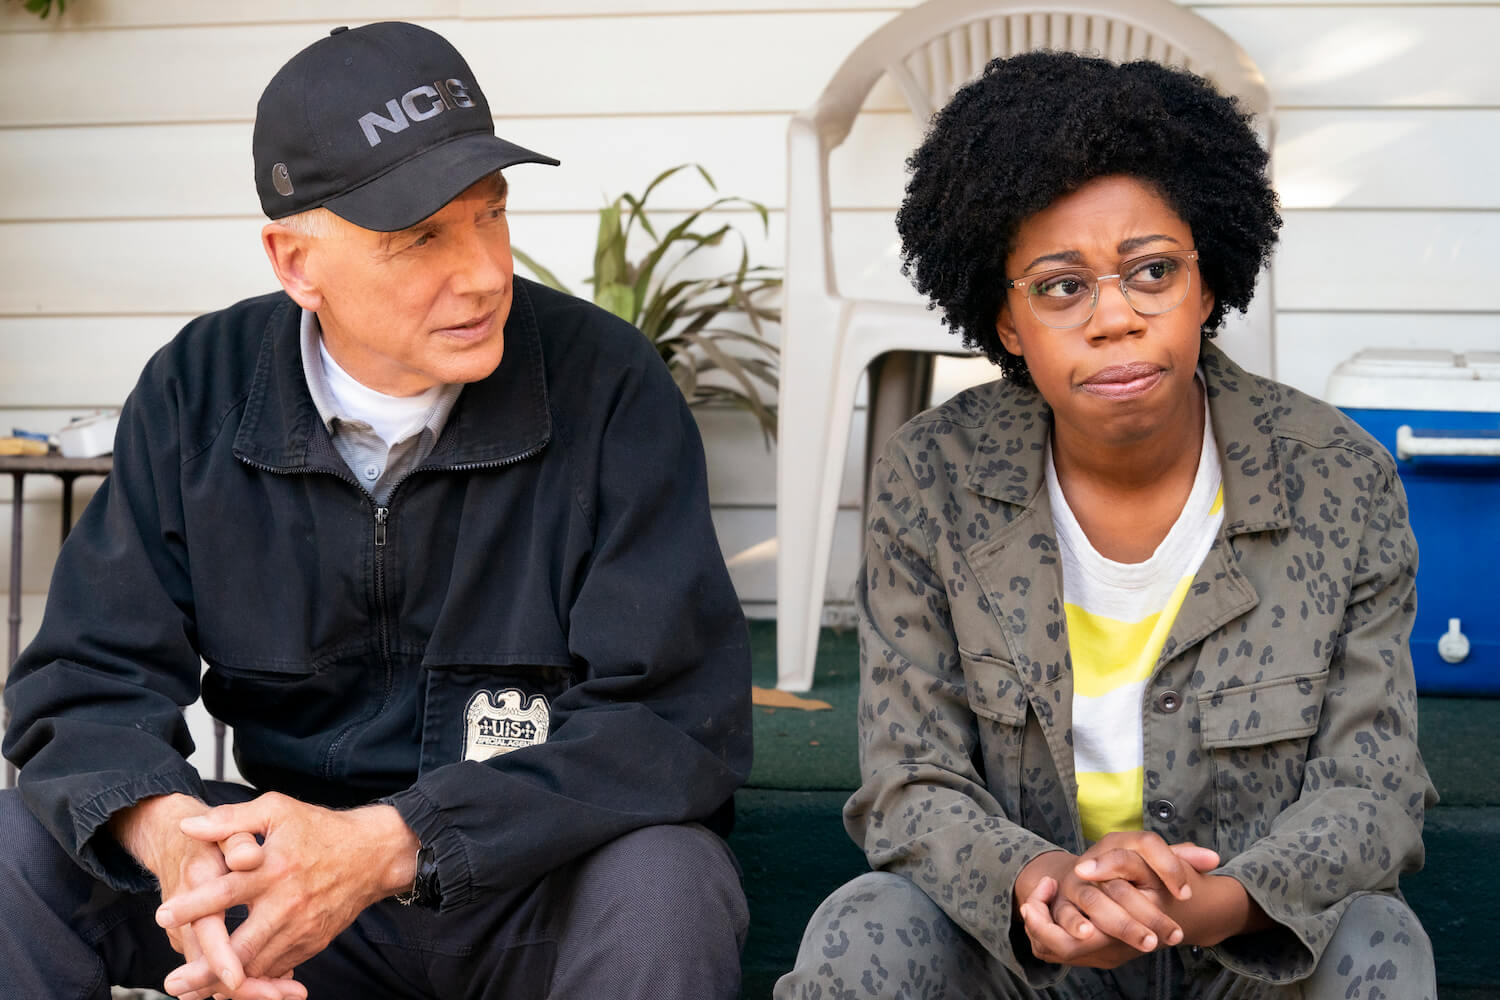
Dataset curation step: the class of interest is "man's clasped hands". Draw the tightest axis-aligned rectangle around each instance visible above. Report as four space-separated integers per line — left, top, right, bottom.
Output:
110 791 420 1000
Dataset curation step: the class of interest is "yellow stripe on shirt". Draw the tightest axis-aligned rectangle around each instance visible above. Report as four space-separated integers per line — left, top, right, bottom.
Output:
1066 572 1195 699
1077 767 1146 841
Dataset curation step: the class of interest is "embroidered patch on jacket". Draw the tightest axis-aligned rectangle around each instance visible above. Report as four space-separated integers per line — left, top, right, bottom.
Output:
463 689 550 762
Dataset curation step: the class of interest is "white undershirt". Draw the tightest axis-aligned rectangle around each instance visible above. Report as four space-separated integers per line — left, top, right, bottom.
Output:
318 339 442 448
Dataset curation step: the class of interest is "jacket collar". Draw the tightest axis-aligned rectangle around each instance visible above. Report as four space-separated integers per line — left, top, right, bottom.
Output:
964 341 1289 536
234 279 552 474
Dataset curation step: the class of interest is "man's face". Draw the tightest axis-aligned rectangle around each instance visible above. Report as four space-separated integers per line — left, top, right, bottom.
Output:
299 174 513 396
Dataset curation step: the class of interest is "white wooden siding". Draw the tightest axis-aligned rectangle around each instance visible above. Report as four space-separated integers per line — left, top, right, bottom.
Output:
2 0 1496 653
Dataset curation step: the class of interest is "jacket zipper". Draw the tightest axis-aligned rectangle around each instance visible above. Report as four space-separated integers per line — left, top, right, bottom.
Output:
241 444 545 777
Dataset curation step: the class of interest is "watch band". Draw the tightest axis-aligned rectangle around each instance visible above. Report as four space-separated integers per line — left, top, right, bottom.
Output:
394 844 440 908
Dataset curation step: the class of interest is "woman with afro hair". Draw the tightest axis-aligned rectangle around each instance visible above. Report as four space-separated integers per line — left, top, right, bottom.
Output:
776 51 1436 999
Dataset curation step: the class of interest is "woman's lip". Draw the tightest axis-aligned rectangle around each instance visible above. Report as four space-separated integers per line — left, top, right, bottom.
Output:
1079 364 1165 399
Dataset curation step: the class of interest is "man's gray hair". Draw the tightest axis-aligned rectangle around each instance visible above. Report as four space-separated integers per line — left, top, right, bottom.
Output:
274 206 344 239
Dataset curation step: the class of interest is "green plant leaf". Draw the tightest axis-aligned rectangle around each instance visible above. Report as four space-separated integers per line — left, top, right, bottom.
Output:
595 282 636 323
594 202 629 296
511 247 574 296
511 162 780 425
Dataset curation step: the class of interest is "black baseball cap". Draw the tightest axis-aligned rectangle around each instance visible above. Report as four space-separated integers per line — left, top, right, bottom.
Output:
253 21 559 232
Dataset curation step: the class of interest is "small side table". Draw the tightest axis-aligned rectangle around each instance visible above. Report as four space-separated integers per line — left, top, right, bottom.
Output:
2 455 113 786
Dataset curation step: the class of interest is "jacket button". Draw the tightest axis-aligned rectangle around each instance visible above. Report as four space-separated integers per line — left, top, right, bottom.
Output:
1150 799 1176 822
1155 689 1182 713
1190 945 1204 958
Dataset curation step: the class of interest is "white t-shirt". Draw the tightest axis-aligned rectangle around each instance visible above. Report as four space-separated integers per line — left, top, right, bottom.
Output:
318 337 443 448
1045 385 1224 843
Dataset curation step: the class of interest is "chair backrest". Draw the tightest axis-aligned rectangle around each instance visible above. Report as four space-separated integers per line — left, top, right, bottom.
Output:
806 0 1273 149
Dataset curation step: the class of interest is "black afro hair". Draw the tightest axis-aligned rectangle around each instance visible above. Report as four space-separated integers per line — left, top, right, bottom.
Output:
896 50 1281 385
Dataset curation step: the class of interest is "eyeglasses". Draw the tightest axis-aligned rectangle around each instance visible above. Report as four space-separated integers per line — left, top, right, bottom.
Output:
1005 250 1199 330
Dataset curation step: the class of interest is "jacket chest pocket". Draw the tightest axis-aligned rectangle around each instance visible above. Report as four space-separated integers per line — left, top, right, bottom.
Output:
960 648 1030 822
1197 670 1327 855
418 662 575 775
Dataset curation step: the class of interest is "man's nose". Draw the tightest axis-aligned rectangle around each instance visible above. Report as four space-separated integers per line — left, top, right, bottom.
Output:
452 230 510 296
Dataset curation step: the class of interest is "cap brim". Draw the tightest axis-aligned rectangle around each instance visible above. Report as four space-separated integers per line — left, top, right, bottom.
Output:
323 132 559 232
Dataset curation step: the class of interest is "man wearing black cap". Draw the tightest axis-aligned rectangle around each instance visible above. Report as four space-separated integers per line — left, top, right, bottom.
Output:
1 22 750 1000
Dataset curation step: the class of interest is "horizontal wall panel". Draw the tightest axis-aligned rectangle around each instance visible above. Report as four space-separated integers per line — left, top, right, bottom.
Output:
6 0 1480 36
698 401 867 510
713 505 863 606
6 9 1499 128
1 116 804 221
0 15 889 126
1272 313 1500 400
829 209 1500 314
1273 110 1500 210
1200 7 1500 107
0 211 773 315
1272 211 1500 312
0 218 273 316
0 2 456 31
9 208 1497 318
0 317 182 408
10 107 1499 224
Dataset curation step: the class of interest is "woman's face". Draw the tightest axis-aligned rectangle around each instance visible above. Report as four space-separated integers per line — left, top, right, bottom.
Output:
995 174 1214 452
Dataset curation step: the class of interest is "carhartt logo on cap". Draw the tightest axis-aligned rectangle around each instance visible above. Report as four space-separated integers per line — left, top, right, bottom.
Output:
271 163 294 197
357 79 476 147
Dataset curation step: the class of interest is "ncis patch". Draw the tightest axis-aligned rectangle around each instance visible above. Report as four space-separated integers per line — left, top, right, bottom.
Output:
463 689 550 763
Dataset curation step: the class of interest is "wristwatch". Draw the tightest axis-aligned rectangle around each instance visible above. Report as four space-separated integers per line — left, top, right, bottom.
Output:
394 844 441 909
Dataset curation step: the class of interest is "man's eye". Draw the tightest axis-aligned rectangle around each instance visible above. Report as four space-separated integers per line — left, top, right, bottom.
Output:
1033 273 1089 299
411 232 435 248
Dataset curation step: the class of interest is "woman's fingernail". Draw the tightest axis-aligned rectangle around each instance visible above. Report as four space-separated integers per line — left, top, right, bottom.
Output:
155 907 172 927
1169 929 1184 945
1076 860 1096 875
1143 933 1158 950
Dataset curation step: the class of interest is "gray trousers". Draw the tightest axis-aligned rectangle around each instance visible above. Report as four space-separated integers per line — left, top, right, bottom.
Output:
775 872 1435 1000
0 787 748 1000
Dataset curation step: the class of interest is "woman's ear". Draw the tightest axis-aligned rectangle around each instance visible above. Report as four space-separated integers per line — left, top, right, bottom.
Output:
261 223 324 311
995 302 1024 357
1196 280 1216 327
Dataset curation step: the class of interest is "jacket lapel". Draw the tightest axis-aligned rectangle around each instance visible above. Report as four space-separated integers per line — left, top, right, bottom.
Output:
1156 344 1289 671
960 391 1083 837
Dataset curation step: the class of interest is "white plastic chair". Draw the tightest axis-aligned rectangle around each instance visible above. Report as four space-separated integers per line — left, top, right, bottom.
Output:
775 0 1275 690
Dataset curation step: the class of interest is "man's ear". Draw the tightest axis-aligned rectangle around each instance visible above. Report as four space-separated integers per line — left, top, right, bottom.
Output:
995 301 1023 358
261 223 324 311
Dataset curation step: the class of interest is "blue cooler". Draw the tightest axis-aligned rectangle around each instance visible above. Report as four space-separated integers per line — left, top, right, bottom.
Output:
1325 349 1500 696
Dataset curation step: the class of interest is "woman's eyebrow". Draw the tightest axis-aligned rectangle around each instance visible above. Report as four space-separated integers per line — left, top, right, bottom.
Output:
1119 233 1182 254
1019 249 1085 273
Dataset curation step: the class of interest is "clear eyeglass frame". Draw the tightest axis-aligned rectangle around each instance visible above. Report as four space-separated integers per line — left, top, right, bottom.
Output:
1004 249 1200 330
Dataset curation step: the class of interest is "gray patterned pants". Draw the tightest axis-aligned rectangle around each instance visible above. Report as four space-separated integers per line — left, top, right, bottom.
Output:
775 872 1434 1000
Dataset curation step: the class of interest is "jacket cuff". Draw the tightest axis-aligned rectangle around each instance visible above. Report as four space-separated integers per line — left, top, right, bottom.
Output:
1209 858 1324 982
72 770 207 894
386 785 475 912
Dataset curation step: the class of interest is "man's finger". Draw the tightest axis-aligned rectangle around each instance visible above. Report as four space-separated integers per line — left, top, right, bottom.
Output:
158 872 255 929
220 831 265 872
163 916 243 995
180 800 271 843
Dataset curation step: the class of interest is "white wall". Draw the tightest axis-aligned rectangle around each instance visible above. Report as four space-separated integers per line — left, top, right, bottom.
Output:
2 0 1496 656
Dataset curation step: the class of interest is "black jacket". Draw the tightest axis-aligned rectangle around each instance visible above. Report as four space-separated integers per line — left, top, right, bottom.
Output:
3 278 753 910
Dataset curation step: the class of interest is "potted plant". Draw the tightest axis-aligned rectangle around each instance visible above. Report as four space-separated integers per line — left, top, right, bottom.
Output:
514 164 781 442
